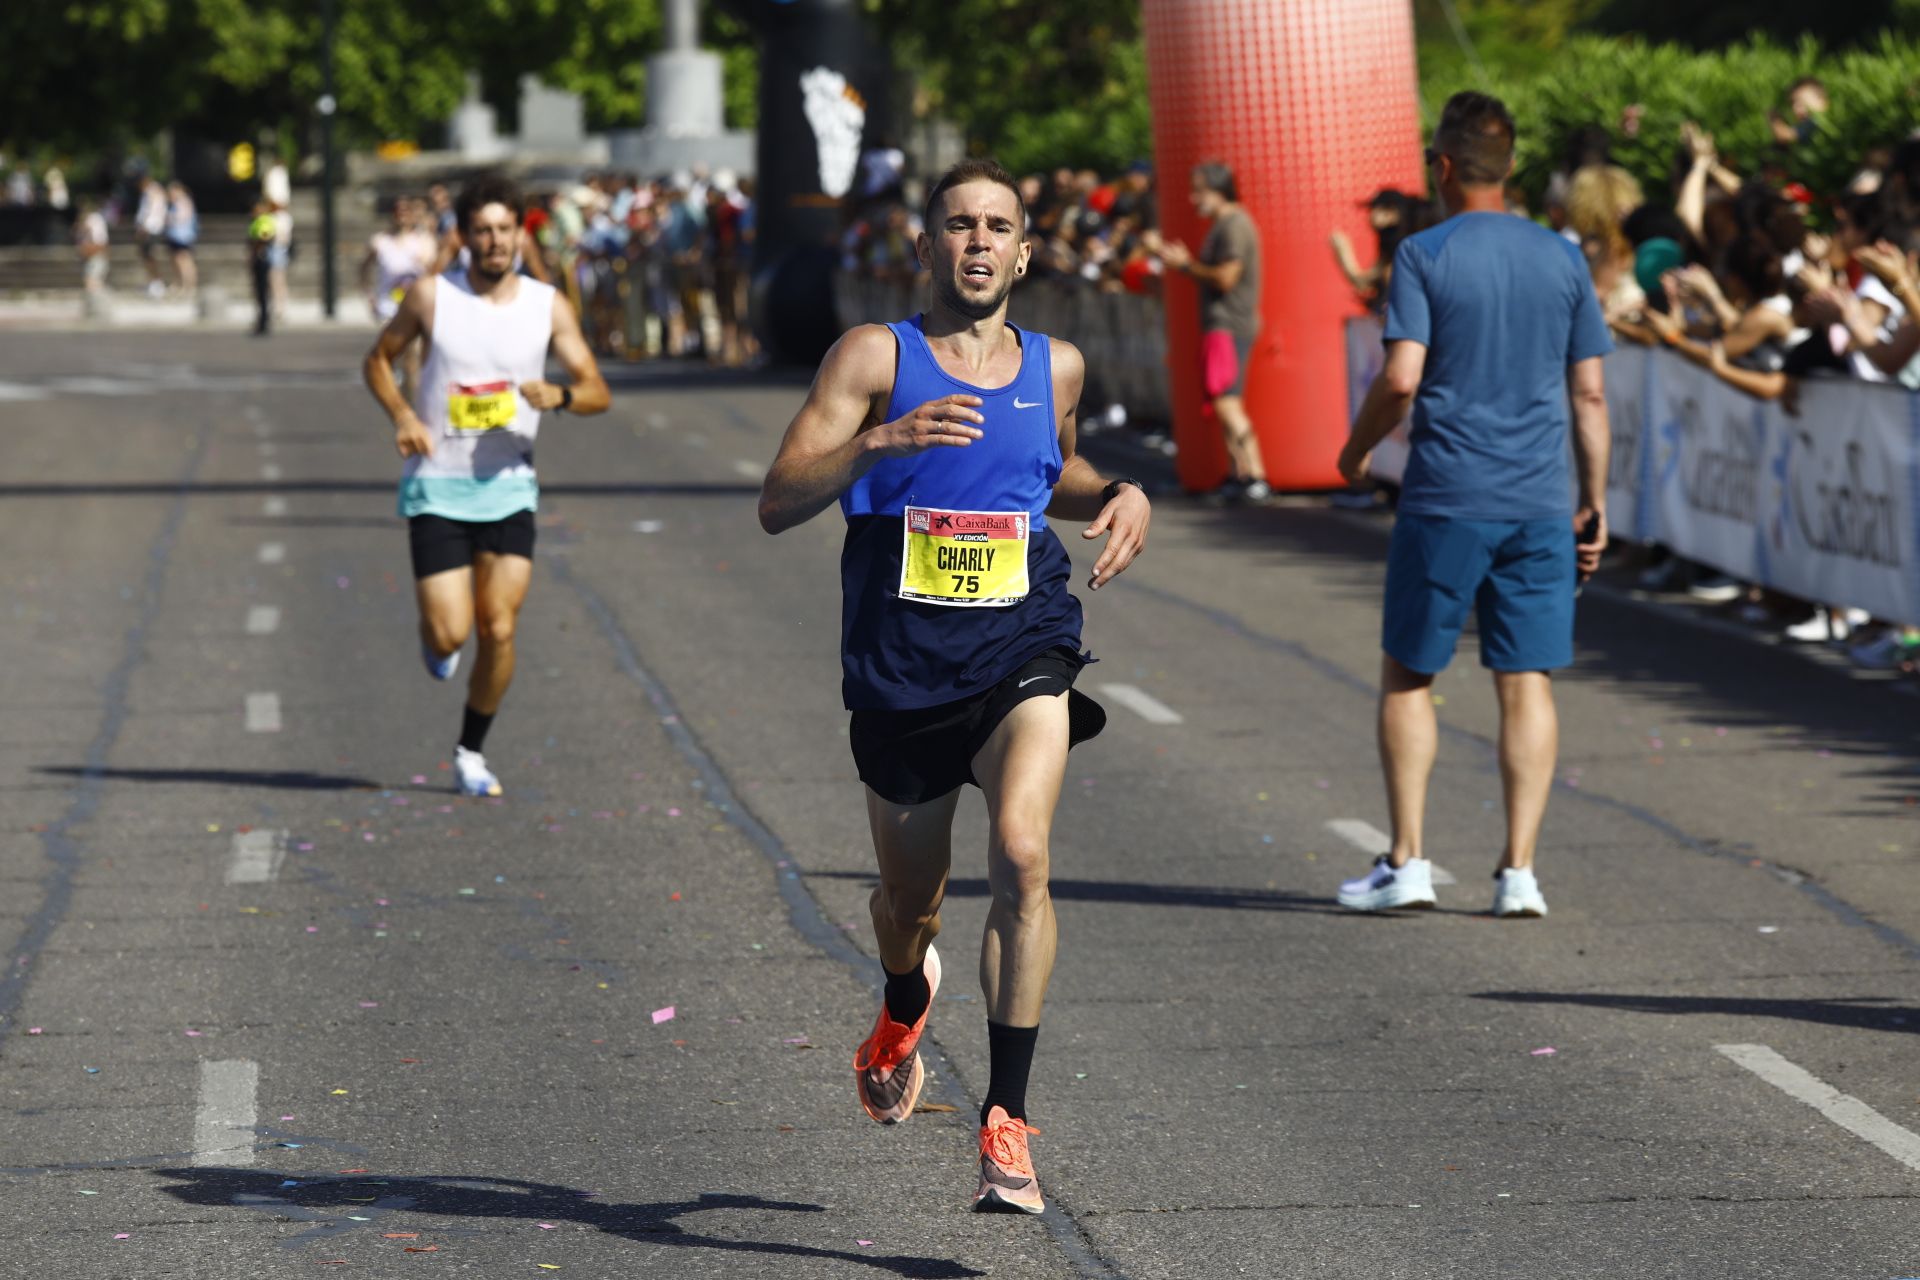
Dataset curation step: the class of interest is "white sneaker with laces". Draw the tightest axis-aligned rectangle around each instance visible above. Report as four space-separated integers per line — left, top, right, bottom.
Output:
1337 855 1436 912
422 639 461 681
1784 608 1866 643
1492 866 1548 917
454 745 502 797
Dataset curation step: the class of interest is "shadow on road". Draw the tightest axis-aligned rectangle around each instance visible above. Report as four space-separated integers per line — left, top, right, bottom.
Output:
152 1169 984 1278
34 766 382 792
809 870 1350 915
1473 990 1918 1034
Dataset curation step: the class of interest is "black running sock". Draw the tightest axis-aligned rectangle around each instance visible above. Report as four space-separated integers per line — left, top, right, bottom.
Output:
458 706 495 755
883 959 931 1027
982 1021 1040 1124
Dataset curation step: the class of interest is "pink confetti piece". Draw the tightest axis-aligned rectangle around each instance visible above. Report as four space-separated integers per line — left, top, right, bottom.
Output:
357 1001 379 1009
114 1233 131 1240
667 808 682 817
306 926 319 933
538 1223 557 1230
184 1029 203 1037
652 1006 676 1024
857 1239 874 1247
26 1027 41 1035
362 833 375 842
411 775 427 785
335 576 351 589
783 1036 811 1045
1530 1047 1557 1056
280 1114 295 1121
375 899 389 906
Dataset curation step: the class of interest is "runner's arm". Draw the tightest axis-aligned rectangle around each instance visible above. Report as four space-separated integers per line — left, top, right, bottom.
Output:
759 325 983 535
1337 340 1424 483
363 277 436 457
522 293 609 415
1044 339 1150 588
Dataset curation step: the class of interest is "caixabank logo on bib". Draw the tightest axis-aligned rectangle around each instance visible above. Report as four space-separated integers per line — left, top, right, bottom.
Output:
1781 429 1903 568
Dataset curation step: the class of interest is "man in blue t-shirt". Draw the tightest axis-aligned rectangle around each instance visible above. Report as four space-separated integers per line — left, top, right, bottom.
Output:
1335 91 1611 919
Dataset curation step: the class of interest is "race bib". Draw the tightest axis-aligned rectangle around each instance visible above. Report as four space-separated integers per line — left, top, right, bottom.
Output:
447 380 518 431
898 506 1029 607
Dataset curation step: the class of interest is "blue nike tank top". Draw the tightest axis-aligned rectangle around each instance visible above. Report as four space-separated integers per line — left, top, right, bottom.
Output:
838 316 1085 710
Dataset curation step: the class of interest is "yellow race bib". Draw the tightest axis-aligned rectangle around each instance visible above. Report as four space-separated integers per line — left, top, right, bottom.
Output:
447 380 518 431
898 506 1030 607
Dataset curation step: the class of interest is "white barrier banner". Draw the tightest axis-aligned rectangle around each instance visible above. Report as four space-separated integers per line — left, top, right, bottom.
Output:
1603 346 1920 626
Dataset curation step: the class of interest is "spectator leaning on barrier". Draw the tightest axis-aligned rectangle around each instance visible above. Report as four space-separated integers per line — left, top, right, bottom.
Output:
1144 161 1270 503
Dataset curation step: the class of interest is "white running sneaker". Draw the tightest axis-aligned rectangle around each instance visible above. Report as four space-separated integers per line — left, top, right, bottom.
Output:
1784 608 1867 643
1686 573 1742 603
1492 866 1548 918
454 745 502 797
422 639 461 681
1337 855 1436 912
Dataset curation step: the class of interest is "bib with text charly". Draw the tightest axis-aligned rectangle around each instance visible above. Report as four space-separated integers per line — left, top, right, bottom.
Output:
897 506 1030 607
446 379 518 432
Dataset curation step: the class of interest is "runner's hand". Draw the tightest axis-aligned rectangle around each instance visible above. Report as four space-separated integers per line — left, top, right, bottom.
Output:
520 380 566 410
870 395 985 458
394 411 434 459
1083 484 1150 589
1575 505 1608 581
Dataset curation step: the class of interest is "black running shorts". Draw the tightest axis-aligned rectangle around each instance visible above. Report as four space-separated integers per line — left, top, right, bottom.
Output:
849 646 1107 806
407 510 537 579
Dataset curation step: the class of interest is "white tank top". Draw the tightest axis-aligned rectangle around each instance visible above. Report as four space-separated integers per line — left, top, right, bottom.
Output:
402 270 555 514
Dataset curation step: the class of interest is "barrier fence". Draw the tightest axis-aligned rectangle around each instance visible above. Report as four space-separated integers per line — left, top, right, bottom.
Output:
1345 317 1920 627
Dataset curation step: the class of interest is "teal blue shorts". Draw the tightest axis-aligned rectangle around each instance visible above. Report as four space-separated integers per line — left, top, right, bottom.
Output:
1382 514 1575 674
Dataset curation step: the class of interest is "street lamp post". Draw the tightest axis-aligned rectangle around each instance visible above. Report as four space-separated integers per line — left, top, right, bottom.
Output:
319 0 339 320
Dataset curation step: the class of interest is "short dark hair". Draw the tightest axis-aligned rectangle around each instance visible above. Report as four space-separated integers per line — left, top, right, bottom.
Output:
1433 91 1516 187
1192 161 1237 202
923 160 1026 236
456 174 525 236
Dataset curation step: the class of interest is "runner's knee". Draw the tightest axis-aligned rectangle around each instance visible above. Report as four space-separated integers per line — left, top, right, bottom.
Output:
476 610 516 645
875 884 942 937
991 829 1051 910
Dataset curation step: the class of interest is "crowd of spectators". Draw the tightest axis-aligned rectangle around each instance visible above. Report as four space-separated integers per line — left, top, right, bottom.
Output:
522 168 758 368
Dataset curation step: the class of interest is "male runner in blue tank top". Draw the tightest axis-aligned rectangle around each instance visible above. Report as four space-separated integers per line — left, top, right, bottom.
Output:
760 159 1152 1214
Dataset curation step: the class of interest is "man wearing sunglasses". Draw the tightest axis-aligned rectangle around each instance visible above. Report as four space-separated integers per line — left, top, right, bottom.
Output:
1336 91 1612 918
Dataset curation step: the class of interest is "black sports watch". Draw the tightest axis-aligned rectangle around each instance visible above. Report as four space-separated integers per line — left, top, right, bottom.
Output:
558 385 573 412
1100 477 1144 505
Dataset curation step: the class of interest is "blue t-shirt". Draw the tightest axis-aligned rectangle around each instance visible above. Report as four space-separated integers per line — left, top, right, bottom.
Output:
1384 212 1611 520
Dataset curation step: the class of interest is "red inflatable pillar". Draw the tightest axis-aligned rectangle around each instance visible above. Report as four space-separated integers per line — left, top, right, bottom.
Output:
1143 0 1424 491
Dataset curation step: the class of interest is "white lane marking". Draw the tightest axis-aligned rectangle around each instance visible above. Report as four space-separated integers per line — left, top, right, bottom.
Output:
245 605 281 635
1323 819 1457 885
1717 1044 1920 1173
260 463 283 481
0 381 52 402
262 496 288 517
244 692 282 733
1096 683 1184 725
258 442 278 457
732 459 764 480
257 542 285 564
225 829 287 884
191 1059 260 1167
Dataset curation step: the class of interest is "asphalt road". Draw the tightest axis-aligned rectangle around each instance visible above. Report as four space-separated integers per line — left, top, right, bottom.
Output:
1 330 1916 1280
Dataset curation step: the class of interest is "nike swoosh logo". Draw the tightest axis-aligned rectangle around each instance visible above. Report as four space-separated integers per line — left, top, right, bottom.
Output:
1012 398 1042 409
1017 676 1054 688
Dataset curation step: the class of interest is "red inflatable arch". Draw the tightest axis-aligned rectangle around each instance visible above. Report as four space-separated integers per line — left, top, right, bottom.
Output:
1142 0 1424 491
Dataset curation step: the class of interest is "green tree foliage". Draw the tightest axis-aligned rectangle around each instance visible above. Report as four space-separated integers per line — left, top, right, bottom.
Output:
1421 31 1920 205
0 0 756 159
860 0 1147 175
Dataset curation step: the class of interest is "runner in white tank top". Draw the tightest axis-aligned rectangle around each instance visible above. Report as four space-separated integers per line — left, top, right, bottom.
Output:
363 175 610 798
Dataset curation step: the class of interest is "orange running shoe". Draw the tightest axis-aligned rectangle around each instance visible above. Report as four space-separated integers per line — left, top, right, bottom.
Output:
972 1105 1044 1214
852 944 941 1124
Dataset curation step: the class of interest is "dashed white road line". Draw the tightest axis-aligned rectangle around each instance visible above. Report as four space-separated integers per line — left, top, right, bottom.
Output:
190 1059 260 1167
260 463 283 482
732 458 764 481
262 496 288 517
1717 1044 1920 1173
225 829 287 885
244 692 282 733
245 605 281 635
1096 683 1183 725
1323 819 1457 885
257 542 285 564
